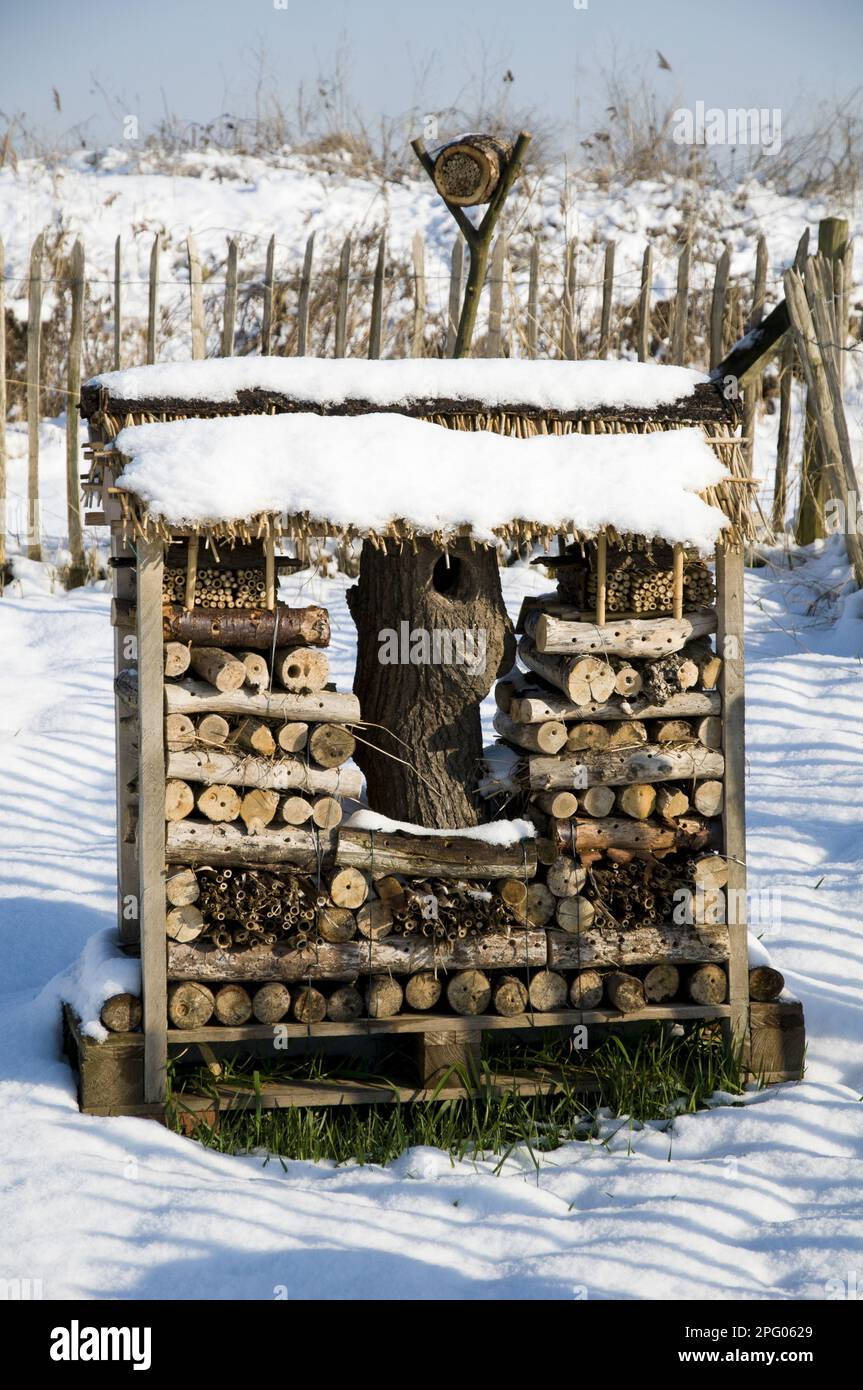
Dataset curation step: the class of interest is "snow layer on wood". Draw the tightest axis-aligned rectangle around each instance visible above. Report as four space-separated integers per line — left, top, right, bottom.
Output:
114 414 729 550
90 356 710 412
344 810 535 845
58 928 141 1042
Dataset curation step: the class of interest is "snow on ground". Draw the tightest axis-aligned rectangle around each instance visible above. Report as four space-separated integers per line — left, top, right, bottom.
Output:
1 515 863 1298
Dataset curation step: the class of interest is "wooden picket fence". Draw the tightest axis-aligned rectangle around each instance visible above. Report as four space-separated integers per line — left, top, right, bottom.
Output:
0 214 855 585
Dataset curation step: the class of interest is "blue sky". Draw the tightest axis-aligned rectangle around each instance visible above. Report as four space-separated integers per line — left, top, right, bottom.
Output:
1 0 860 150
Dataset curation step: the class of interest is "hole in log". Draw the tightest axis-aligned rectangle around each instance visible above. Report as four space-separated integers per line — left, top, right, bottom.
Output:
431 553 463 597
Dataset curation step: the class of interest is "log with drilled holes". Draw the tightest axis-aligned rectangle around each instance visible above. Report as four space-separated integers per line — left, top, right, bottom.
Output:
164 681 360 725
238 650 269 691
275 646 329 693
189 647 246 692
644 963 680 1002
197 784 242 823
546 923 729 969
328 867 369 909
308 723 357 768
167 749 363 798
162 603 329 650
164 642 191 678
528 743 724 790
447 969 491 1016
493 974 530 1017
549 814 719 855
509 686 721 726
524 607 716 657
518 638 617 705
688 963 727 1005
493 710 567 755
166 712 195 751
168 981 214 1029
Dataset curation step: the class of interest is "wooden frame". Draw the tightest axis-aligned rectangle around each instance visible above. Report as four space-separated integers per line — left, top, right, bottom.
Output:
137 536 168 1102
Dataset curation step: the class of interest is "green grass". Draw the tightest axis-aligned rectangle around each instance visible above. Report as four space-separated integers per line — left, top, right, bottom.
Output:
166 1023 748 1167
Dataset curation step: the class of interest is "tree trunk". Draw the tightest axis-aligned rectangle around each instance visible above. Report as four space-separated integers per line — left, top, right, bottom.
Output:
347 537 515 825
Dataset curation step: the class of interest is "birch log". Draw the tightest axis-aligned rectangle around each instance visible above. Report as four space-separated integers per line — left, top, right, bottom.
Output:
167 749 364 797
524 608 715 657
165 681 360 724
510 688 720 726
529 744 724 790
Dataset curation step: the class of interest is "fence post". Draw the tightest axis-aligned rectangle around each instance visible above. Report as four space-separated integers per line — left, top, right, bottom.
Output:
261 234 275 356
486 234 506 357
742 233 768 474
710 242 731 370
146 232 160 365
637 243 652 362
334 234 351 358
221 238 238 357
27 231 44 562
411 232 425 358
66 239 86 588
771 336 793 535
562 238 577 360
297 231 315 356
796 217 848 543
526 236 540 359
670 240 690 365
187 234 205 360
447 236 464 358
598 240 615 358
0 234 6 581
368 231 386 360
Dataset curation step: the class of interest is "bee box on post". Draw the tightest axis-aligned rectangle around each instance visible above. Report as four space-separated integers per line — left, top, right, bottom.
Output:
68 354 796 1117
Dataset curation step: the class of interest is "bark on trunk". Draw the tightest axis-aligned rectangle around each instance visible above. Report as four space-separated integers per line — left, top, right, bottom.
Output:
347 537 515 826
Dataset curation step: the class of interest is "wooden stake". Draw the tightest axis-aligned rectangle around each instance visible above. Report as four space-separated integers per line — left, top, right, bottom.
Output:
334 234 351 357
411 231 425 357
599 240 615 358
486 233 506 356
710 242 731 370
261 233 275 355
671 240 690 366
147 231 160 364
595 532 607 625
138 537 167 1102
636 242 653 362
221 238 238 357
296 231 314 356
184 534 199 611
446 235 464 357
672 542 684 620
65 238 86 587
26 231 43 561
113 234 122 369
264 526 275 611
771 336 793 535
187 234 205 360
368 230 385 359
526 235 540 358
562 237 577 359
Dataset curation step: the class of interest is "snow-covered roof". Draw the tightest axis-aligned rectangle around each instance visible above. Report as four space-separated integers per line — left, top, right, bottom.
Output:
111 412 730 551
86 356 712 416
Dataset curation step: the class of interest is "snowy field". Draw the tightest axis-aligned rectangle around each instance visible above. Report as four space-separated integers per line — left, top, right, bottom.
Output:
1 441 863 1298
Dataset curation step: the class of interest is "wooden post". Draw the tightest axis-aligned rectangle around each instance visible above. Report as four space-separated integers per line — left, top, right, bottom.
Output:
672 543 684 620
637 242 652 362
65 239 86 588
742 234 768 475
334 234 351 358
562 238 577 360
486 233 505 356
526 235 540 359
0 235 5 580
137 536 168 1104
184 534 198 611
265 527 276 611
715 542 749 1053
446 235 464 357
710 242 731 370
261 233 275 355
26 231 43 562
113 235 122 370
187 234 205 360
368 230 385 359
670 240 690 366
146 232 160 365
296 231 314 356
595 531 607 625
771 336 793 535
221 238 238 357
411 129 531 358
411 231 425 357
598 240 615 358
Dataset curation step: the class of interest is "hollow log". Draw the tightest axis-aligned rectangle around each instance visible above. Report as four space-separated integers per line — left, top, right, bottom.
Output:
432 133 512 205
168 930 548 982
100 993 142 1032
167 749 363 798
529 744 724 790
346 536 515 826
164 642 191 678
510 687 721 725
275 646 329 693
162 602 329 650
524 608 716 657
168 981 214 1028
164 680 360 724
